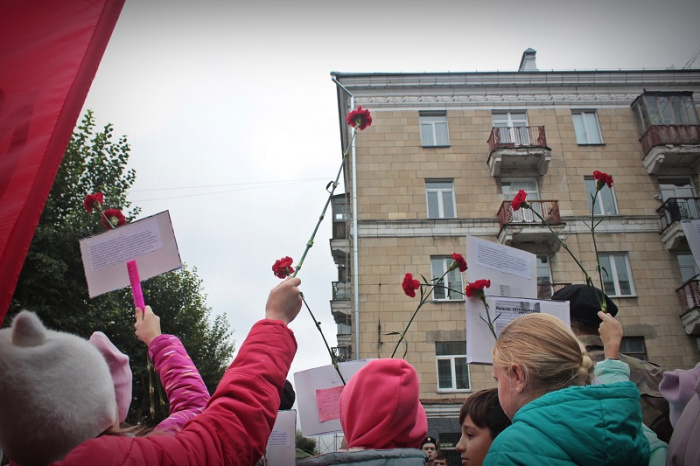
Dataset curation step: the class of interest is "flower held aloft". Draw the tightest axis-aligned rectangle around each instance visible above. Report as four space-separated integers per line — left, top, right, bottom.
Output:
402 273 421 298
100 208 126 230
449 253 468 273
345 106 373 131
510 189 529 211
466 279 491 298
593 170 614 190
83 192 104 213
272 256 295 279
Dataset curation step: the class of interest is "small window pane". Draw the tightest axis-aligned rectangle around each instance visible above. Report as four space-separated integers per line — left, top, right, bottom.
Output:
420 114 450 147
436 341 465 355
437 359 452 388
427 192 440 219
454 357 470 389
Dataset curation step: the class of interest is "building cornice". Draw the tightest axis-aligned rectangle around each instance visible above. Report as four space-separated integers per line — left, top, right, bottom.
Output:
357 215 661 238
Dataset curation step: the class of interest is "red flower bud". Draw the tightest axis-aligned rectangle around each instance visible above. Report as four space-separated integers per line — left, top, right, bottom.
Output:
510 190 529 211
465 279 491 298
402 273 420 298
345 106 373 131
272 256 295 279
83 192 104 213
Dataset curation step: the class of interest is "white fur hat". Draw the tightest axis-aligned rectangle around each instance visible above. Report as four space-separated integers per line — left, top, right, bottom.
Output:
0 311 118 465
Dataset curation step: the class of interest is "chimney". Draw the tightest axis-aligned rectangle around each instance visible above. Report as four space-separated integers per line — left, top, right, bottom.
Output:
519 48 538 72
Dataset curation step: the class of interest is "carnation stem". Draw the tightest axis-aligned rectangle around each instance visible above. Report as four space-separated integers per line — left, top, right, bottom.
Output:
589 190 608 312
478 300 499 340
291 128 358 278
301 293 346 384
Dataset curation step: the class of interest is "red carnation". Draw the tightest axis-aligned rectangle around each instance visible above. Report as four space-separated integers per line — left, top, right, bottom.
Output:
511 190 529 211
450 253 468 273
593 170 614 190
272 256 295 279
345 106 373 131
402 273 420 298
83 192 104 213
101 208 126 229
465 279 491 298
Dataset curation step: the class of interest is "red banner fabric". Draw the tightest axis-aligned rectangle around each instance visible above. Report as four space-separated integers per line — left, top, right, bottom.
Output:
0 0 125 324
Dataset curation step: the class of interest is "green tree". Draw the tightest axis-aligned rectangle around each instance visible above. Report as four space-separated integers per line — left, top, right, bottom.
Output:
296 430 318 457
9 110 234 425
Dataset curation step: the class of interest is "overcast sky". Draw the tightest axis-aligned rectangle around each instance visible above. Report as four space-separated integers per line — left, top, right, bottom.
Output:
81 0 700 405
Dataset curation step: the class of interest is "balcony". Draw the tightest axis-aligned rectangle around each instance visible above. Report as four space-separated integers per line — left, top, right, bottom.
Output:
487 126 551 177
331 281 351 325
331 221 350 263
640 125 700 174
537 282 572 300
496 200 565 252
657 197 700 250
677 275 700 335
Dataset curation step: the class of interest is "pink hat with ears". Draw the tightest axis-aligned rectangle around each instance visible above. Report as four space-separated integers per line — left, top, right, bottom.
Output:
660 362 700 427
88 332 132 423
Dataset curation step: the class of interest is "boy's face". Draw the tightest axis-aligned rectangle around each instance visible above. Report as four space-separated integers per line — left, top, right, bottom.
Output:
455 414 493 466
433 459 448 466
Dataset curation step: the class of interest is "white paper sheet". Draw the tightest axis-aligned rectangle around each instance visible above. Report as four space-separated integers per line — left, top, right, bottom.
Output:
294 360 370 436
264 410 296 465
79 211 181 297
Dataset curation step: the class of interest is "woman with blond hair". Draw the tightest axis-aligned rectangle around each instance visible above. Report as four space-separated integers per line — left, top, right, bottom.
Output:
485 313 650 465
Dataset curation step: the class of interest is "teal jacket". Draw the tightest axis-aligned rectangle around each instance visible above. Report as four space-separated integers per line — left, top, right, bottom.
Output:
484 363 650 466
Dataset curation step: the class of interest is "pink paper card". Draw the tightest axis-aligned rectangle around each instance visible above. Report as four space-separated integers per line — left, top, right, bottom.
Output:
315 385 344 423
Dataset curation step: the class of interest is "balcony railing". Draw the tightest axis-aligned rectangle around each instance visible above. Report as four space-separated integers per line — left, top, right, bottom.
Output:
657 197 700 232
537 282 572 300
497 200 562 230
640 125 700 157
677 274 700 316
488 126 547 154
332 281 351 301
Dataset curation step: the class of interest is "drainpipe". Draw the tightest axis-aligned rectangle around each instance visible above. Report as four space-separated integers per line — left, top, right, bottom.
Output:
332 77 360 360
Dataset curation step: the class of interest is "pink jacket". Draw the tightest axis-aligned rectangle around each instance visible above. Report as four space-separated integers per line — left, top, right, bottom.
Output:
53 319 296 466
149 334 210 434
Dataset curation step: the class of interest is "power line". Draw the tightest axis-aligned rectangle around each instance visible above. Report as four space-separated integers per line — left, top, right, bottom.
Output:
130 177 329 193
682 43 700 69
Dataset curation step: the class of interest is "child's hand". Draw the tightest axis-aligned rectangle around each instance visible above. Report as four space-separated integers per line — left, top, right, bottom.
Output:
265 277 302 325
135 305 162 346
597 310 623 360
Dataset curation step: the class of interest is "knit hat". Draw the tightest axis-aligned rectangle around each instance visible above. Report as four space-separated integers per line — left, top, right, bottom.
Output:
551 284 618 324
88 331 132 423
0 311 118 465
340 359 427 450
659 362 700 427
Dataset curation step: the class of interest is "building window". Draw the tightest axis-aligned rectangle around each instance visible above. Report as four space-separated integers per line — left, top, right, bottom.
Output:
585 177 618 215
492 111 529 145
426 180 456 219
420 112 450 147
572 111 603 145
537 255 553 299
431 256 464 301
631 92 700 135
620 337 648 361
436 341 470 391
599 253 635 297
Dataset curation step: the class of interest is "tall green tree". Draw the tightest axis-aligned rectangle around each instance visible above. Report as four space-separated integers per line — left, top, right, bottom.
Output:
9 110 234 425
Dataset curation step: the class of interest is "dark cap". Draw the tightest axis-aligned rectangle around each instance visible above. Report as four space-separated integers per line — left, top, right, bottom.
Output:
551 284 618 324
280 380 296 410
421 436 438 448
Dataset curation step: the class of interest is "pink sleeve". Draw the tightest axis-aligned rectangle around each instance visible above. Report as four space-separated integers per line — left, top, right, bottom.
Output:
149 334 211 435
57 320 297 466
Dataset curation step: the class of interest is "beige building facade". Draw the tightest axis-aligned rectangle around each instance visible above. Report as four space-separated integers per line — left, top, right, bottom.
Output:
329 51 700 458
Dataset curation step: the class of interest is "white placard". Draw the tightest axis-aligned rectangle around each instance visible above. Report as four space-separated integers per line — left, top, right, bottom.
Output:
467 296 571 363
264 410 296 465
79 211 182 297
294 360 370 437
682 220 700 271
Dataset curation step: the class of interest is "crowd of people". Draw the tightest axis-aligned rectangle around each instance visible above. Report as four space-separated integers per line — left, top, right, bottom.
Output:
0 280 697 465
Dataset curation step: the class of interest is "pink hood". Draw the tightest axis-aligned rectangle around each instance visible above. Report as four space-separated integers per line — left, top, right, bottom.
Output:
340 359 427 449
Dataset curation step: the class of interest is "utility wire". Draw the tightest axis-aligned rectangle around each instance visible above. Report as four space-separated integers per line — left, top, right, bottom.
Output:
682 43 700 69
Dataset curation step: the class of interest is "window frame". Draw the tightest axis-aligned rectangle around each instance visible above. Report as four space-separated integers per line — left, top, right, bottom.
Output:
599 252 636 297
426 179 456 219
430 256 464 301
572 110 604 145
585 176 619 216
620 336 648 361
419 111 450 147
435 341 471 392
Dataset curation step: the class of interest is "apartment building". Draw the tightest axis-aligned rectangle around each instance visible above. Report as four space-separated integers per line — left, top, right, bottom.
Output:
328 49 700 460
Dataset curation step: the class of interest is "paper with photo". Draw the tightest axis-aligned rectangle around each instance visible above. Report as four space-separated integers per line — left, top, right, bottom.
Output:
294 360 370 436
264 410 296 465
79 211 181 297
467 296 570 363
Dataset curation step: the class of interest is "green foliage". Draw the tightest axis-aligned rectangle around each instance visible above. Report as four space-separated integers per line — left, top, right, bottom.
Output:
8 110 234 425
295 430 318 456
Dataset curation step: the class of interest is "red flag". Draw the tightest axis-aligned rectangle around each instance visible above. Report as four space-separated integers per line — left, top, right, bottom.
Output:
0 0 125 324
